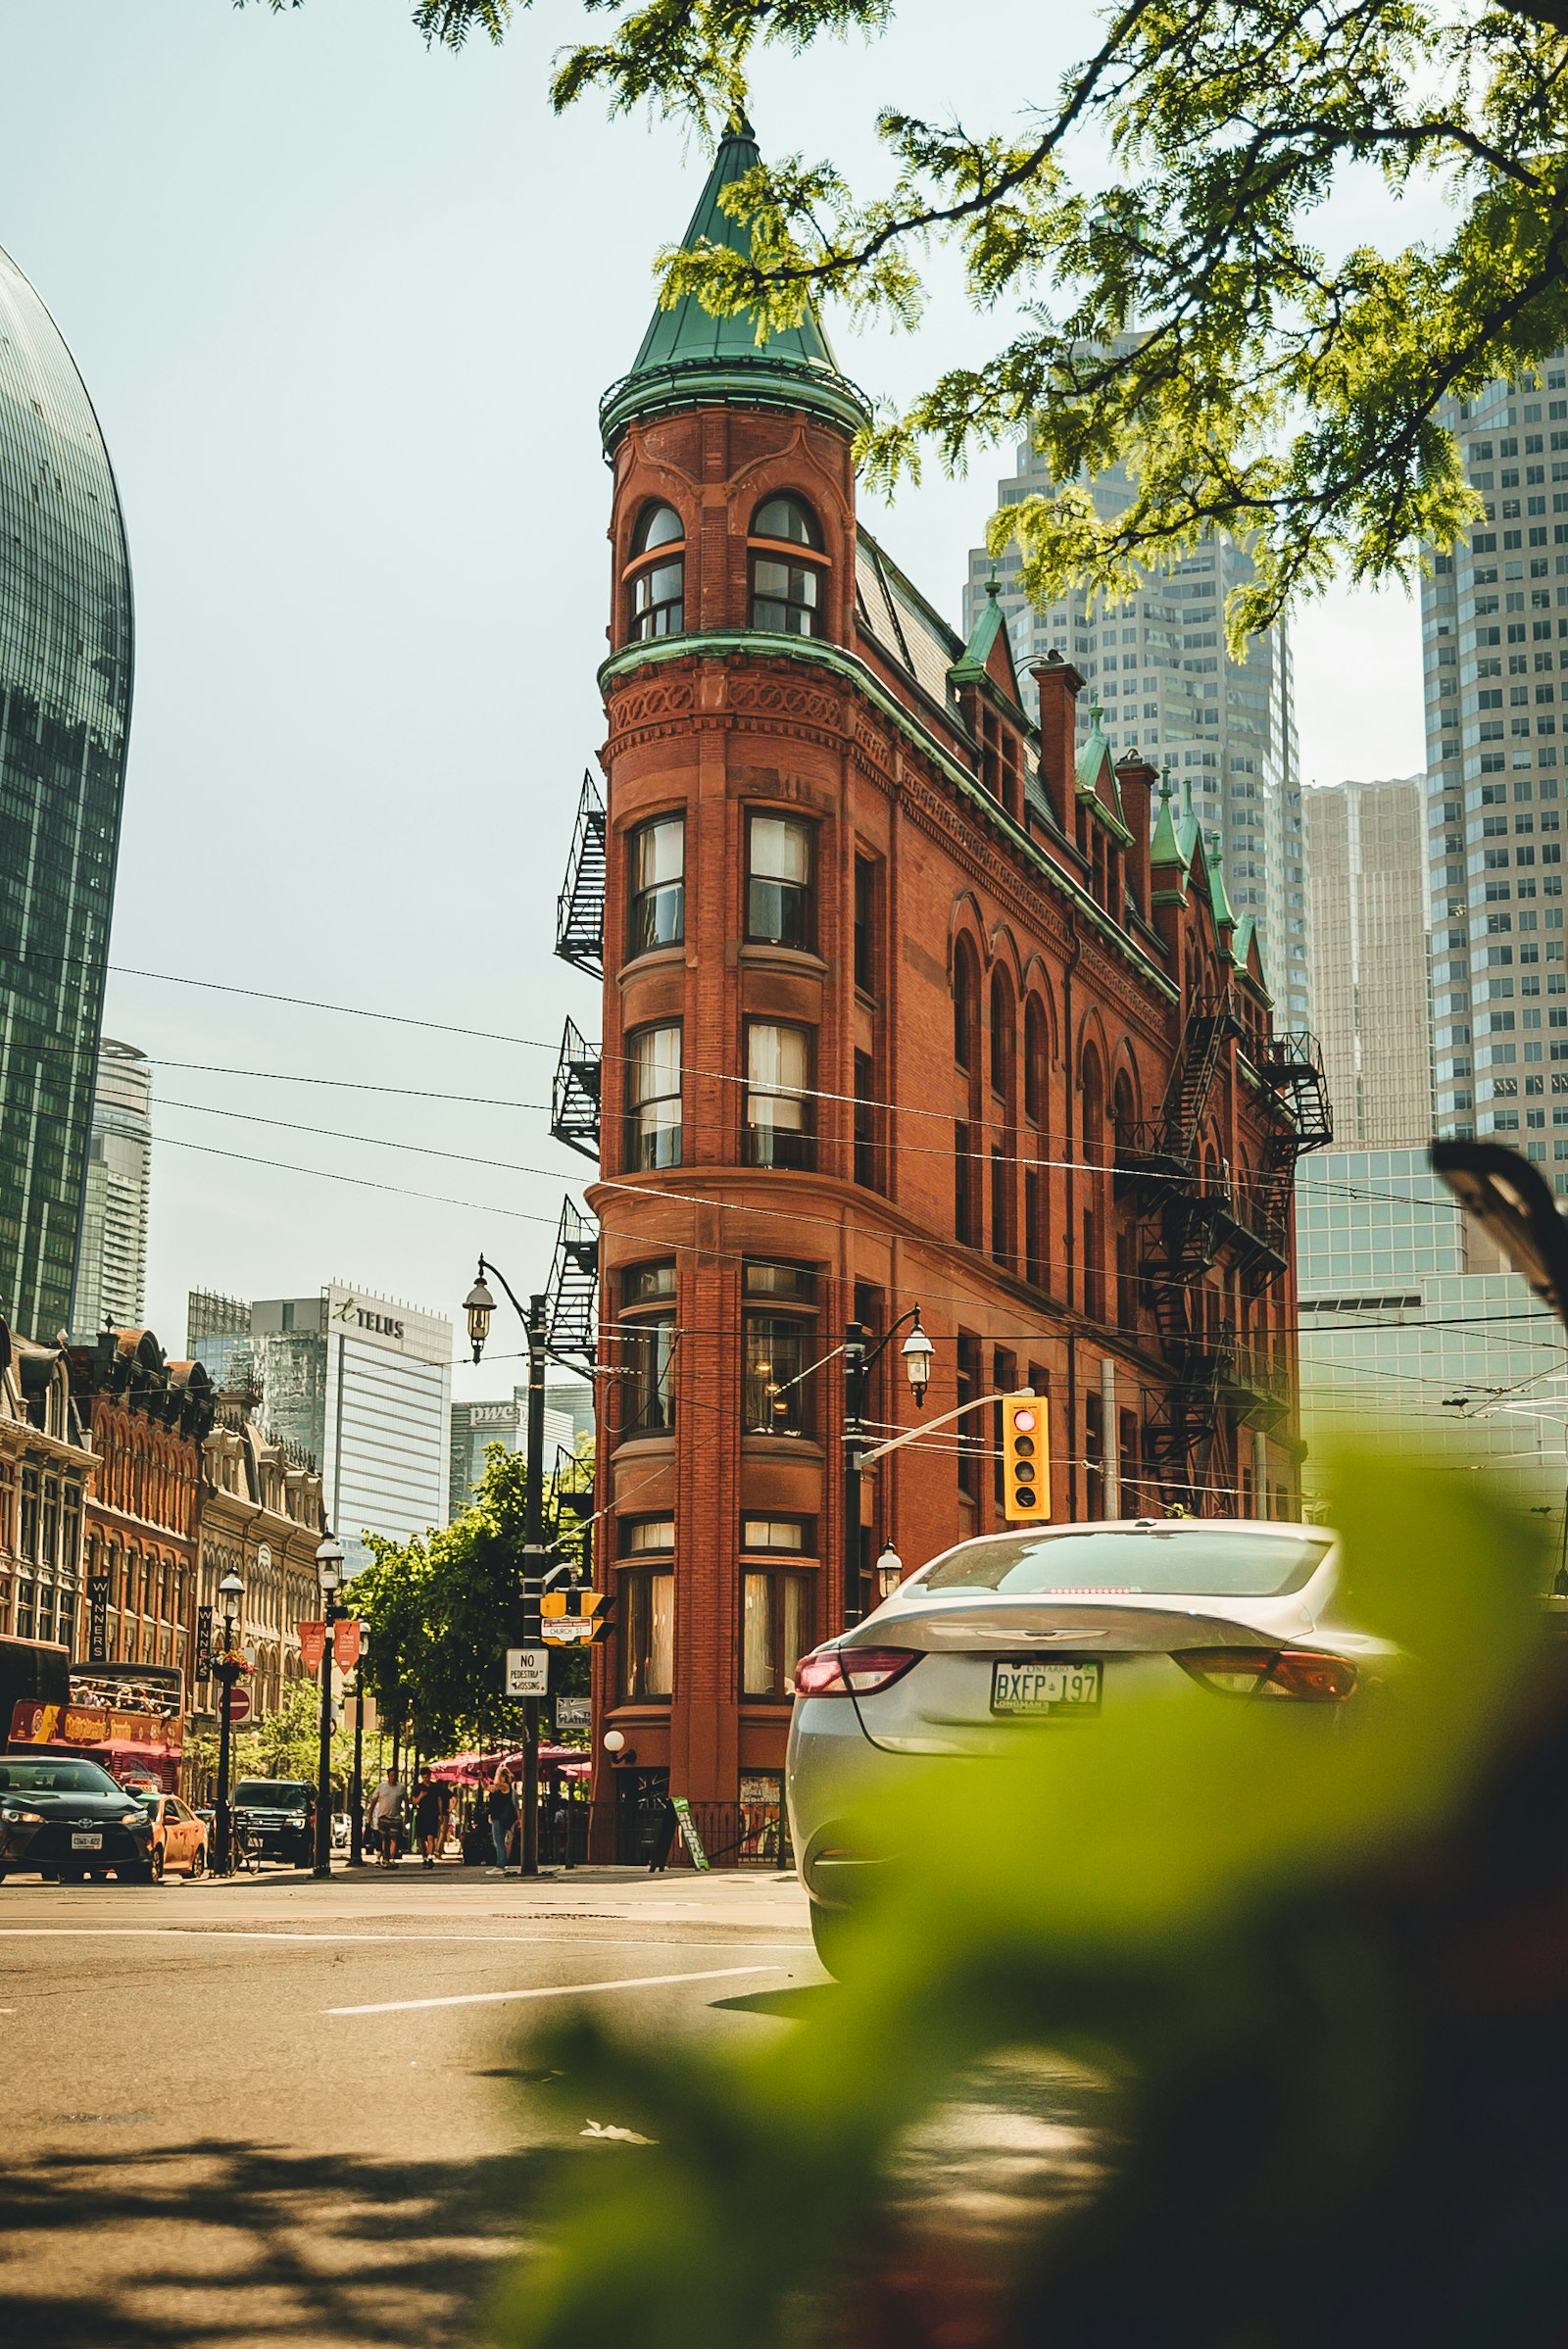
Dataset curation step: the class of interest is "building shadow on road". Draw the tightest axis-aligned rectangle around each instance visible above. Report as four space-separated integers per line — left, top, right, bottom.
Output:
0 2136 550 2349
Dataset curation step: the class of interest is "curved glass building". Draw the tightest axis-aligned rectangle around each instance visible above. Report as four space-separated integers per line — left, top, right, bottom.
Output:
0 242 132 1341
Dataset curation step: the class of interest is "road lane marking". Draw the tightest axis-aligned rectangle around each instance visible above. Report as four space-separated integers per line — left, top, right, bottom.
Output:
327 1963 784 2016
0 1928 811 1950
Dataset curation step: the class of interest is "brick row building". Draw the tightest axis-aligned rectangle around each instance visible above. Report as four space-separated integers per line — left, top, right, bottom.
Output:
0 1319 323 1734
558 121 1330 1829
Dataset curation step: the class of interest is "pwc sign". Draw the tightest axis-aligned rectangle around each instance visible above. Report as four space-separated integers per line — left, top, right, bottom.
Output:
1000 1394 1050 1523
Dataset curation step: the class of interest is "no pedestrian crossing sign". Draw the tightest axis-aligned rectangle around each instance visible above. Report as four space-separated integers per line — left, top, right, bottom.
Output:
506 1647 549 1698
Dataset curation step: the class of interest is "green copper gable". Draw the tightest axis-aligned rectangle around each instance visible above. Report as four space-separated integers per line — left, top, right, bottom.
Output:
950 578 1012 688
602 120 870 451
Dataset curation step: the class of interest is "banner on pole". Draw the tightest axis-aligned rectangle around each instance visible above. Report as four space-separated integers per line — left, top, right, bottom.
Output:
333 1618 363 1674
298 1620 326 1674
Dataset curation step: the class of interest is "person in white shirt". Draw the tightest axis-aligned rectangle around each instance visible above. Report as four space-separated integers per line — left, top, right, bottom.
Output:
366 1767 405 1867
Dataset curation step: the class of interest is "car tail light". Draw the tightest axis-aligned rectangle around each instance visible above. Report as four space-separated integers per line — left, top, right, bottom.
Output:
1176 1647 1358 1703
792 1645 921 1697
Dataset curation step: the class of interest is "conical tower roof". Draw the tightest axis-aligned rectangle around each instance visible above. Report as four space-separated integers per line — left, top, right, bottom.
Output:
601 118 870 451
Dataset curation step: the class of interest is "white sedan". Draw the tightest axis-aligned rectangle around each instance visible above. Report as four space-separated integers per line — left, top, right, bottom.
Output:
786 1517 1394 1973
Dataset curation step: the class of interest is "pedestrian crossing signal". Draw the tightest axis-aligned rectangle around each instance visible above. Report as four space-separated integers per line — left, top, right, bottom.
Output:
1001 1394 1050 1523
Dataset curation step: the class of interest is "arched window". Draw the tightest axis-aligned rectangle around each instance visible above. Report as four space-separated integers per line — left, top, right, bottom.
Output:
625 503 685 642
1024 998 1048 1129
750 495 826 637
953 940 980 1071
989 970 1014 1106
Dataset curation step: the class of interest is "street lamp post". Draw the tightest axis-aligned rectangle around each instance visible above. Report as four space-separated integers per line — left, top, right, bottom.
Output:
843 1309 933 1630
465 1258 549 1879
313 1537 344 1880
349 1637 367 1868
214 1566 244 1876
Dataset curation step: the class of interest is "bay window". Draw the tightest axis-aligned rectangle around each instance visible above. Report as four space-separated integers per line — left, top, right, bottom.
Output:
626 1023 682 1170
744 1021 814 1168
628 815 684 954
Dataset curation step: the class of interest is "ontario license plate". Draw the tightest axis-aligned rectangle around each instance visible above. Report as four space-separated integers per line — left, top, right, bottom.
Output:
991 1659 1102 1716
71 1832 102 1850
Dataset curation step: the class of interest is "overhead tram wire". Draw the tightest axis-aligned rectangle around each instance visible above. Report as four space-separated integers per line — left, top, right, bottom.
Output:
150 1130 1568 1356
10 947 1439 1209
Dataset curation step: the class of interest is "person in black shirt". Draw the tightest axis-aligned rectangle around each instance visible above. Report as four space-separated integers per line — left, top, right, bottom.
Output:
484 1770 516 1875
413 1770 444 1868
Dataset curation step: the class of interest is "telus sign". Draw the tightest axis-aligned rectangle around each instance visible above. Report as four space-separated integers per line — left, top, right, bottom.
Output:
333 1297 405 1341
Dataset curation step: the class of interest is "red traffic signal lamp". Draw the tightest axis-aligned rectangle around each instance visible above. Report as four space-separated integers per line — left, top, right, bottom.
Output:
1001 1394 1050 1522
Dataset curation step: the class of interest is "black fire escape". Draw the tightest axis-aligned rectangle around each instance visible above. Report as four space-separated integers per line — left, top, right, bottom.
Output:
556 772 607 978
1115 993 1332 1508
545 1197 600 1376
551 1017 602 1162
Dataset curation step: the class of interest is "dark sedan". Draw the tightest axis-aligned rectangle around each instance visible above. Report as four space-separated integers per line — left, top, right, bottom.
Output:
0 1756 157 1883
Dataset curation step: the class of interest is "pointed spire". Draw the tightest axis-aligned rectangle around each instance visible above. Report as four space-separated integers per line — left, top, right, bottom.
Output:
1207 828 1237 932
950 575 1017 690
1150 761 1186 868
1177 770 1201 864
601 119 869 451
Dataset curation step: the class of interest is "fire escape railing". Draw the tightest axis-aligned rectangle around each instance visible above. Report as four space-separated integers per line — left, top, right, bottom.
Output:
555 771 607 979
545 1197 599 1374
550 1018 602 1162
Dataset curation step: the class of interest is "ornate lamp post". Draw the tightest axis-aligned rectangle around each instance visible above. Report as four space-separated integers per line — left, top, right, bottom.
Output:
313 1536 344 1881
214 1566 244 1876
843 1309 932 1630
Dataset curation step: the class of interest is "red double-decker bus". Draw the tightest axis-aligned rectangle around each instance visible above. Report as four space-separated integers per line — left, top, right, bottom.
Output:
3 1642 185 1792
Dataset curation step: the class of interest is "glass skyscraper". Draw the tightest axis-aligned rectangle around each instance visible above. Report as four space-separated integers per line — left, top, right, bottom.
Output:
965 415 1308 1022
0 242 133 1340
72 1037 151 1337
1424 355 1568 1173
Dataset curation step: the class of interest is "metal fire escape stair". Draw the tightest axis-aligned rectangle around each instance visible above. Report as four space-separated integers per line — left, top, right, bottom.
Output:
555 772 607 979
550 1018 602 1162
545 1198 599 1375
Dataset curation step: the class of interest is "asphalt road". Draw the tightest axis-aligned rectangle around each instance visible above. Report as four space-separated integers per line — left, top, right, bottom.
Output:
0 1861 825 2349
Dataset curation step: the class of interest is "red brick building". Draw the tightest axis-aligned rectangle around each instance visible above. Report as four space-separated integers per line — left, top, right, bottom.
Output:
563 122 1329 1832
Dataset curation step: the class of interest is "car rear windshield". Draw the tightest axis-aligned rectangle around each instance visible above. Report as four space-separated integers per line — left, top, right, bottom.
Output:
916 1528 1333 1598
0 1760 122 1795
233 1783 308 1807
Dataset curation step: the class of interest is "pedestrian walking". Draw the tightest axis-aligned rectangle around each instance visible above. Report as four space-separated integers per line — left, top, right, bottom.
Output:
414 1769 444 1869
485 1769 517 1875
367 1765 405 1867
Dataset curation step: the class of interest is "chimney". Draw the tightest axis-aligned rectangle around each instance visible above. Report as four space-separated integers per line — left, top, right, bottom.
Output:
1030 652 1083 836
1115 747 1157 921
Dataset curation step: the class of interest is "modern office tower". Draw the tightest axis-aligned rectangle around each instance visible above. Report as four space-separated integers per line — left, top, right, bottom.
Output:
0 244 134 1341
1302 780 1432 1146
1425 354 1568 1168
186 1285 453 1571
964 426 1309 1022
72 1040 151 1336
1297 1148 1563 1515
185 1290 256 1394
449 1395 521 1520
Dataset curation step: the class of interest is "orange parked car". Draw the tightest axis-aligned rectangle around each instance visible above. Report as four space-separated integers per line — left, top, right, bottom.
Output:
131 1791 209 1882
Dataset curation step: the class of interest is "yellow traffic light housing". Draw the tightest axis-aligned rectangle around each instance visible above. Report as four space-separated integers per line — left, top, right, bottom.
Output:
1001 1394 1050 1522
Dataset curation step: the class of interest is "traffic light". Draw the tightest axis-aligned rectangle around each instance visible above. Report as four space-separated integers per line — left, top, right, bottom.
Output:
542 1589 616 1646
1001 1394 1050 1522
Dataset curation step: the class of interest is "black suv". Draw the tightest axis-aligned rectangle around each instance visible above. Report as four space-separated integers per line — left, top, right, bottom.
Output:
231 1779 316 1865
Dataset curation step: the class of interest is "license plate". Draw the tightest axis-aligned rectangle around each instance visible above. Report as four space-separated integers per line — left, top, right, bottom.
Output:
71 1832 103 1850
991 1659 1102 1716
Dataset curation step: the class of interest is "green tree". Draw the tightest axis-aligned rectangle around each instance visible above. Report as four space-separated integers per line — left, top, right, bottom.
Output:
350 1442 593 1756
251 0 1568 638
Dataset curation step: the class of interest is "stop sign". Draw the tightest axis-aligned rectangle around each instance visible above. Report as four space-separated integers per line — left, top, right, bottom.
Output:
226 1686 252 1725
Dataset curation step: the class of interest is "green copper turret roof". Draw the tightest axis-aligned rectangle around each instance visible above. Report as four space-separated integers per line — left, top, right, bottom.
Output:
1177 772 1202 865
1206 829 1237 934
1150 763 1186 869
950 577 1009 685
601 118 871 451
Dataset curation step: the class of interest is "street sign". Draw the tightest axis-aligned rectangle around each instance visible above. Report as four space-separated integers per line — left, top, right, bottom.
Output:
506 1647 549 1697
556 1695 591 1733
227 1686 252 1726
543 1616 594 1646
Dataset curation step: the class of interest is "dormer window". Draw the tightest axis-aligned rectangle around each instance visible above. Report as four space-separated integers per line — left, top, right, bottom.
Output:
626 503 685 642
750 496 825 637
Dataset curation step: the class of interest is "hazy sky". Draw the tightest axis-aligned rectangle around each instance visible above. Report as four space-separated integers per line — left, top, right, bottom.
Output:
2 1 1428 1400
